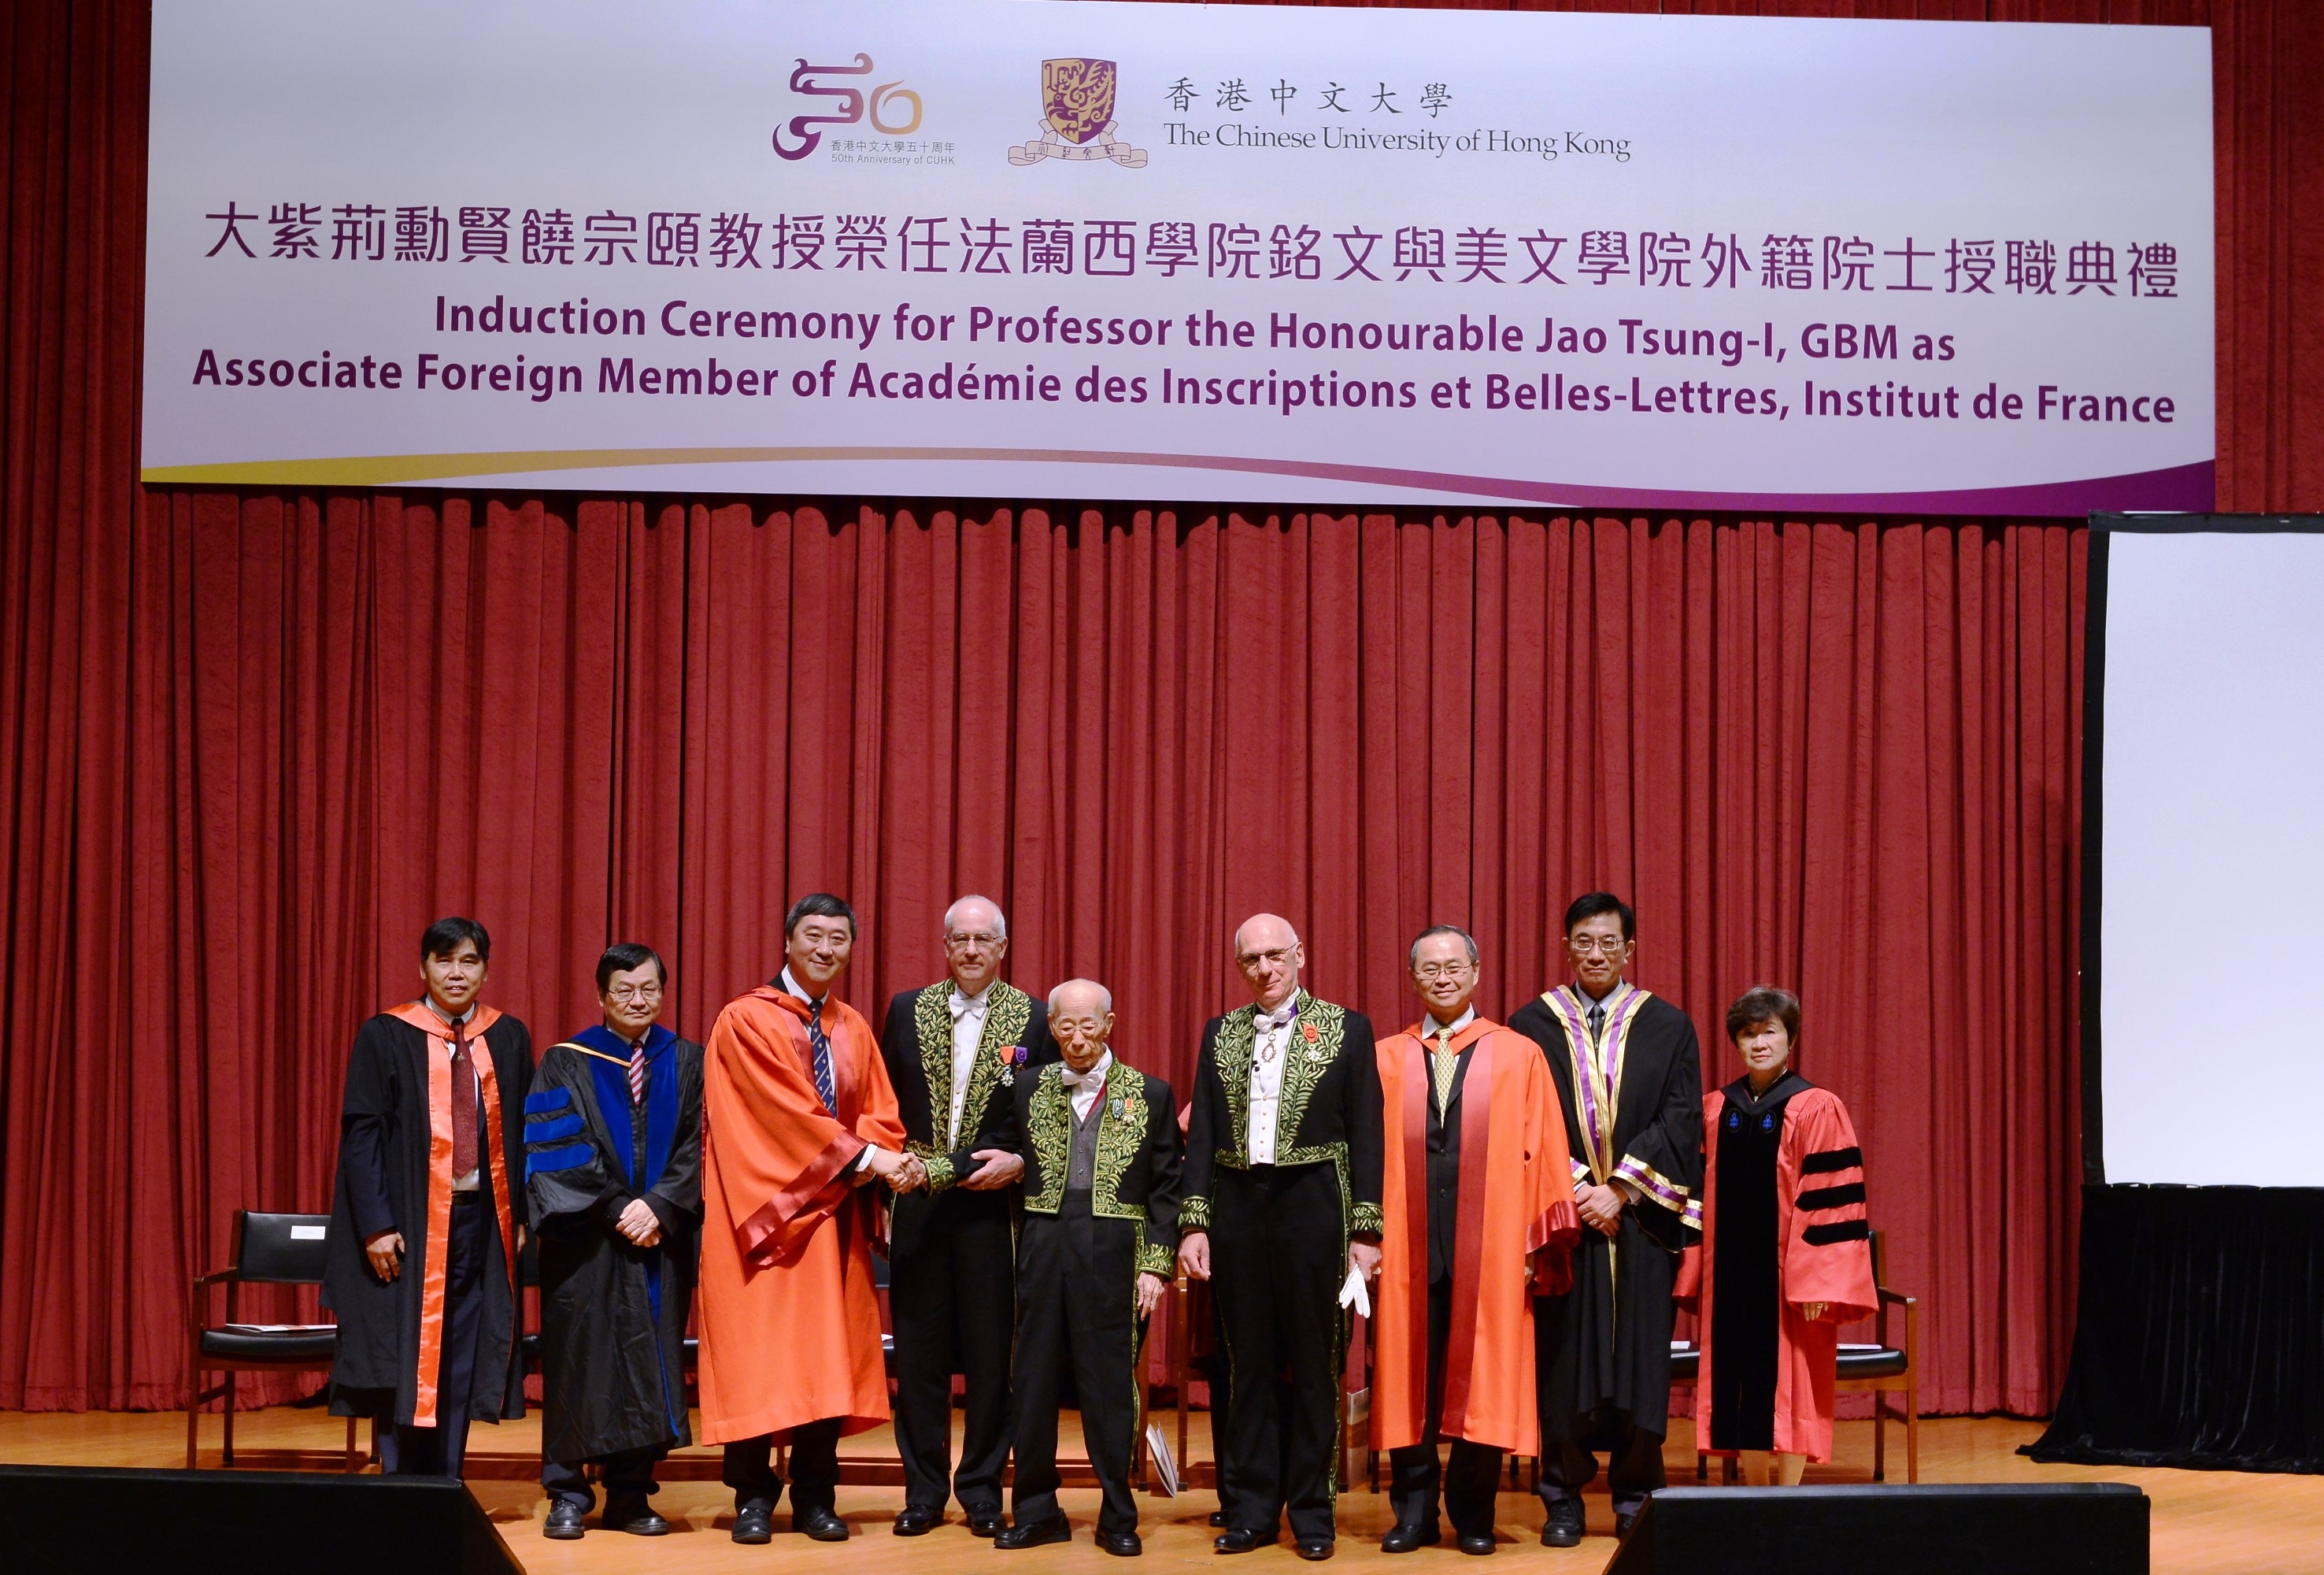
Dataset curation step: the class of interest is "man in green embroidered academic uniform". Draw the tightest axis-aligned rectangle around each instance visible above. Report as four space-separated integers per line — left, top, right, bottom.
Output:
1179 914 1385 1561
878 895 1057 1536
996 978 1180 1558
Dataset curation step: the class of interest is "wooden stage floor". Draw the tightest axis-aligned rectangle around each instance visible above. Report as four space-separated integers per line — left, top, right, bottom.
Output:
5 1407 2320 1574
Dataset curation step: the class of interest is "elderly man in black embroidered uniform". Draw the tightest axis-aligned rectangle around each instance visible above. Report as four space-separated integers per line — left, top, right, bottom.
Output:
879 895 1057 1536
1179 914 1385 1561
996 978 1180 1558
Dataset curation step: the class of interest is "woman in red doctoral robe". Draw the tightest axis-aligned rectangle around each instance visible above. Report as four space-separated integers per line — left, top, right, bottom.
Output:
1678 986 1877 1484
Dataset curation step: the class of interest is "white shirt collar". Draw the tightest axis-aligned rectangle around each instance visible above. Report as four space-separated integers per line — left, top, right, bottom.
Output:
1060 1049 1114 1088
1254 989 1302 1029
949 981 993 1017
1425 1006 1477 1039
424 998 475 1028
780 966 824 1006
1574 978 1621 1006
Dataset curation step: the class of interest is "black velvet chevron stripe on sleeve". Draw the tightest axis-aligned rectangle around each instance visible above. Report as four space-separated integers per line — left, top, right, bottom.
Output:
1802 1217 1871 1246
1797 1180 1867 1211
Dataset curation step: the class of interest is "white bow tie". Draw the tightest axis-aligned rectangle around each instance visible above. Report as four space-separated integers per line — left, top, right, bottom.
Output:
1061 1063 1105 1087
1256 1004 1296 1032
949 990 986 1020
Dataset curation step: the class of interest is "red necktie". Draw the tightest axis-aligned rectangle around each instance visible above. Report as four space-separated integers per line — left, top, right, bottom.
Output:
629 1043 646 1106
450 1019 479 1179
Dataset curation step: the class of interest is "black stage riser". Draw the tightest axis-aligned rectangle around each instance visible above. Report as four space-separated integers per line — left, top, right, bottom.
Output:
1603 1484 2148 1575
0 1464 520 1575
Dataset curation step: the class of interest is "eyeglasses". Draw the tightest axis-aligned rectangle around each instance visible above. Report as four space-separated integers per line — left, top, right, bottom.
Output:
1567 936 1629 956
1237 946 1297 970
1414 961 1473 980
944 931 1004 949
607 983 663 1002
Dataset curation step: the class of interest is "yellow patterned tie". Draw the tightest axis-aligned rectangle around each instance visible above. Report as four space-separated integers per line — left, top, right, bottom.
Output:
1432 1027 1459 1114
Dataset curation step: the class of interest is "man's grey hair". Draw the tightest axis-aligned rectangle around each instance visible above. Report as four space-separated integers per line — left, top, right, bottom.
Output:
1408 924 1479 970
1048 978 1113 1014
943 895 1007 941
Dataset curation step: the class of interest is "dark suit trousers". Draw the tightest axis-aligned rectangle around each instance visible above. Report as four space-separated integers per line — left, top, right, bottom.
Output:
1210 1164 1345 1543
723 1418 842 1516
890 1190 1015 1514
1533 1287 1667 1517
542 1446 665 1509
1008 1199 1143 1536
1387 1277 1504 1537
379 1191 486 1477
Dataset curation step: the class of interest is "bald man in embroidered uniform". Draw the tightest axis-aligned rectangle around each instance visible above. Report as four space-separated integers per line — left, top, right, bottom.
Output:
1179 914 1384 1561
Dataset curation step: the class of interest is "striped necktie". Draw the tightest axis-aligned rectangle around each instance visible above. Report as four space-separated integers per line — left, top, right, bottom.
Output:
628 1041 646 1106
809 1000 837 1111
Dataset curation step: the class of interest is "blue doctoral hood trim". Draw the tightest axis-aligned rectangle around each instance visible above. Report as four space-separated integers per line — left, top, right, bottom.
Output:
568 1023 680 1191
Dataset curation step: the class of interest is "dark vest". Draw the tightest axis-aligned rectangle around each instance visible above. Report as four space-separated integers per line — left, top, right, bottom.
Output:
1425 1039 1477 1284
1063 1084 1103 1212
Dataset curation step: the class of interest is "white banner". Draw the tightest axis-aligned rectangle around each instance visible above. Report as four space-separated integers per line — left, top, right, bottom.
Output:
142 1 2214 514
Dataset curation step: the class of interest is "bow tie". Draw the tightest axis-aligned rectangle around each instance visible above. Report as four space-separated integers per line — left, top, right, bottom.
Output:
949 990 986 1020
1256 1002 1297 1032
1060 1062 1105 1087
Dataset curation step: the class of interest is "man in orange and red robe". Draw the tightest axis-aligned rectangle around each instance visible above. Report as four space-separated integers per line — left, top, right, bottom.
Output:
324 917 531 1477
1373 926 1580 1555
697 892 920 1544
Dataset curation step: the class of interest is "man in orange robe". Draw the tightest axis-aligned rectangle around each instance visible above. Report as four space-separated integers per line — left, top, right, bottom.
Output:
698 892 919 1544
1372 927 1581 1555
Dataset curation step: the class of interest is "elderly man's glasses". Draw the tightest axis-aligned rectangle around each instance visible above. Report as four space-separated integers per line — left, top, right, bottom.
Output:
1414 960 1474 980
607 982 663 1002
945 931 1004 949
1568 936 1629 956
1238 946 1297 969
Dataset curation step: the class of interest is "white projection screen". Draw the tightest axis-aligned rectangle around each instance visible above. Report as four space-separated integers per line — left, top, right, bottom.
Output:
2094 521 2324 1186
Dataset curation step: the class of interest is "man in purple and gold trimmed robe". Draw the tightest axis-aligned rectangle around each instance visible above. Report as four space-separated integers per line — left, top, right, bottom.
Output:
1507 893 1703 1545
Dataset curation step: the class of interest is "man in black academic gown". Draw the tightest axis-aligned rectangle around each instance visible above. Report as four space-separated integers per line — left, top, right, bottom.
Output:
995 978 1180 1558
1179 914 1384 1562
324 917 531 1476
530 943 705 1540
1507 893 1704 1545
879 895 1055 1537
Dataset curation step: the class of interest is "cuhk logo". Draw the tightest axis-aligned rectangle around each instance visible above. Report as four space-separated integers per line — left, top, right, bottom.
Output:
1009 57 1146 167
773 54 923 161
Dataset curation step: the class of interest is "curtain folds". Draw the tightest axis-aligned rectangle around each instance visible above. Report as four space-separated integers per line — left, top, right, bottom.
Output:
0 0 2318 1418
2031 1185 2324 1472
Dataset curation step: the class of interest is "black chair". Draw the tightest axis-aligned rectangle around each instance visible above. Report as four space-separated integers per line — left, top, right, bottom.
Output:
185 1210 354 1470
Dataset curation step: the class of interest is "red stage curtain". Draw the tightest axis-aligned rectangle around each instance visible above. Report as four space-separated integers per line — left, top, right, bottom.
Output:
0 0 2317 1418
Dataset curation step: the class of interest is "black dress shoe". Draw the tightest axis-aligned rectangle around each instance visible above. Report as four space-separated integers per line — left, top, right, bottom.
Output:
1208 1510 1228 1527
1615 1510 1638 1539
969 1511 1005 1537
894 1506 941 1536
1214 1529 1271 1554
1295 1537 1336 1561
996 1516 1073 1549
1381 1521 1440 1553
1541 1499 1584 1547
1457 1532 1496 1555
1097 1529 1144 1556
797 1506 851 1541
607 1503 670 1536
731 1506 775 1544
543 1500 587 1540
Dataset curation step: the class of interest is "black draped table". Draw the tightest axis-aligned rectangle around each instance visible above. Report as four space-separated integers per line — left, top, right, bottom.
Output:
2029 1184 2324 1473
